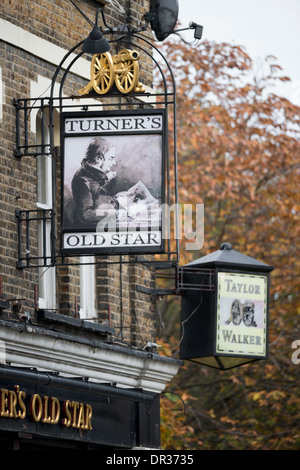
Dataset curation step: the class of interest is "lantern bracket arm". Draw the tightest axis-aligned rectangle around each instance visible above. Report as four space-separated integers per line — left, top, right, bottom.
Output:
147 391 187 416
136 286 179 297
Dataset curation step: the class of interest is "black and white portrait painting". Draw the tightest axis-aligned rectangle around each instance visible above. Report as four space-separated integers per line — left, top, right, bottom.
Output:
61 111 165 254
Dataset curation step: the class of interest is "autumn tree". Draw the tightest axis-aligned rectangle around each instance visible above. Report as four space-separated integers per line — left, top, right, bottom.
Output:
156 38 300 450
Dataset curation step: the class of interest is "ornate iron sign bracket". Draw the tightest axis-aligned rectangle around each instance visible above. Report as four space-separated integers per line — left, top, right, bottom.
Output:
13 31 179 282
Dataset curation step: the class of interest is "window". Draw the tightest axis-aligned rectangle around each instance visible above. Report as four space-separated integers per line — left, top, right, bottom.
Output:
36 111 56 310
0 67 3 121
33 78 98 318
80 257 96 320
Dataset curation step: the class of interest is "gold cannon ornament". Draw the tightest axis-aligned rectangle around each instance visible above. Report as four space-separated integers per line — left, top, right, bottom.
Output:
79 49 146 96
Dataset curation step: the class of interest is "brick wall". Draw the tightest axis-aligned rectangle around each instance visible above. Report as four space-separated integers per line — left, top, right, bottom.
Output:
0 0 158 349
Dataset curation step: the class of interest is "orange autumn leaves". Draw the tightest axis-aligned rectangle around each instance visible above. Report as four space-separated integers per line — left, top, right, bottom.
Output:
156 38 300 450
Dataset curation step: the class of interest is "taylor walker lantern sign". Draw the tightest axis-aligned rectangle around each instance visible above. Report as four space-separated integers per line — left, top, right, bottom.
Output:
179 243 274 370
217 272 267 357
61 109 166 255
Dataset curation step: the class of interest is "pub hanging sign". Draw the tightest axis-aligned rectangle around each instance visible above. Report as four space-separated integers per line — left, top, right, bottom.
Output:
60 109 166 255
216 272 268 358
179 243 274 370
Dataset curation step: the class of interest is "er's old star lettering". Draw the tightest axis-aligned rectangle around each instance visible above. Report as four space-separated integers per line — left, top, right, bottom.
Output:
0 386 93 430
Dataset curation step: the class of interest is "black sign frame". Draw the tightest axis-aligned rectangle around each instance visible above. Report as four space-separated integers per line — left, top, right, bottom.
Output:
60 109 166 256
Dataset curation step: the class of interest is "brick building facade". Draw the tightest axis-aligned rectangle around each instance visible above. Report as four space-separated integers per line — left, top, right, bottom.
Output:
0 0 180 450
